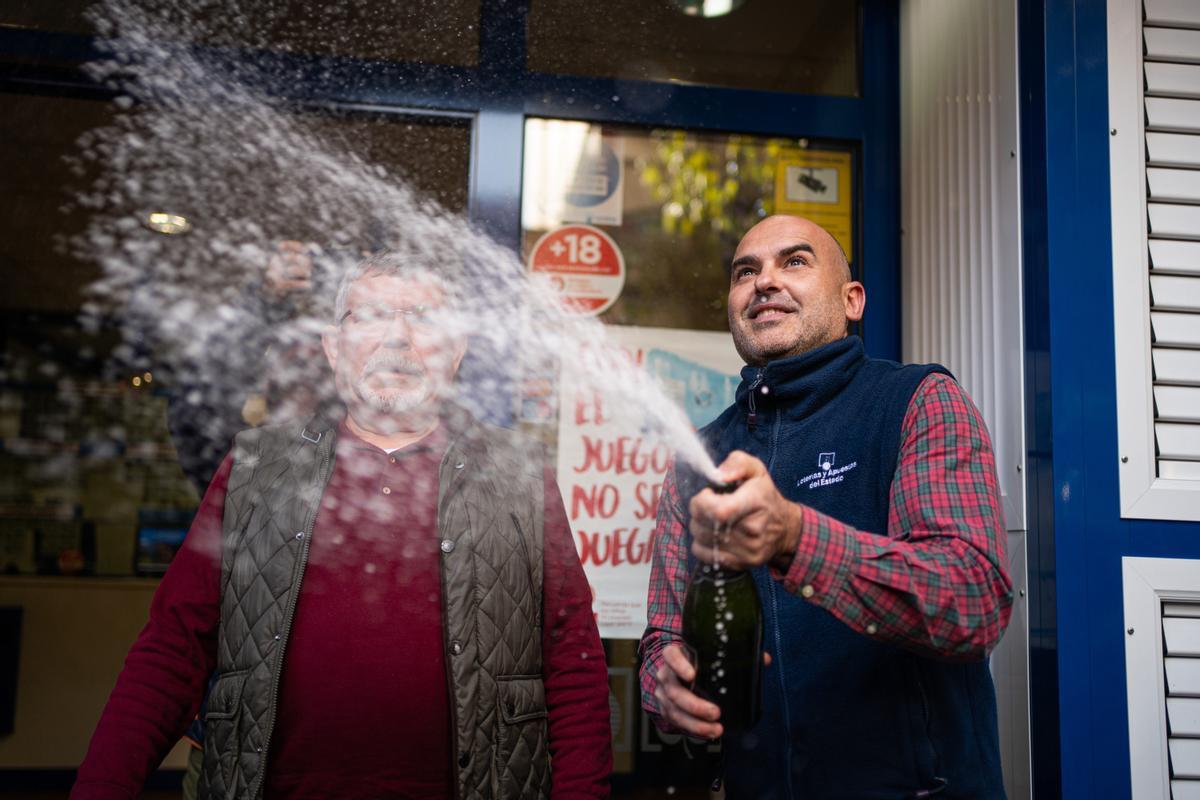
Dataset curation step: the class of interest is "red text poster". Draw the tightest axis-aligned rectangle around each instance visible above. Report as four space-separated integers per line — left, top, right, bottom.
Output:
557 325 743 639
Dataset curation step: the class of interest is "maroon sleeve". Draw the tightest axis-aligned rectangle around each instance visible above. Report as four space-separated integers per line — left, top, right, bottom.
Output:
541 467 613 799
71 454 230 799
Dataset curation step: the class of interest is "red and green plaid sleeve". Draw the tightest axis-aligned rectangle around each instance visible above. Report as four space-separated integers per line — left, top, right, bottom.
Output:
637 460 692 720
638 372 1013 717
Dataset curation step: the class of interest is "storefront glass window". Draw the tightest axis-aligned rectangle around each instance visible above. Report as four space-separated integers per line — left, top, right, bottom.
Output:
0 0 482 67
0 91 470 577
527 0 859 96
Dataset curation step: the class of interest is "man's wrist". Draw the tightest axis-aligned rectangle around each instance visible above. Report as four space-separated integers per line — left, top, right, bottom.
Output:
769 501 805 573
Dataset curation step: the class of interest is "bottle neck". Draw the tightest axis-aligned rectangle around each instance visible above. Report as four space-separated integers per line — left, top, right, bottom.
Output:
694 562 747 580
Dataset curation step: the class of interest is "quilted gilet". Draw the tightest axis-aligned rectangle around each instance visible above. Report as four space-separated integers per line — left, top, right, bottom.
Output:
198 418 551 800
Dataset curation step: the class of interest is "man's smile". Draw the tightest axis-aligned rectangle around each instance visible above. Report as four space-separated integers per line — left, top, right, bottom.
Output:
747 301 796 321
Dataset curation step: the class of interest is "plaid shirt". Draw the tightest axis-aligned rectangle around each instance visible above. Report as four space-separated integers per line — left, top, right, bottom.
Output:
639 372 1013 717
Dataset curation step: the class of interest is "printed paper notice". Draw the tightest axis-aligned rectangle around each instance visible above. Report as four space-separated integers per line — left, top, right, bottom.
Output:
557 325 744 639
773 148 854 261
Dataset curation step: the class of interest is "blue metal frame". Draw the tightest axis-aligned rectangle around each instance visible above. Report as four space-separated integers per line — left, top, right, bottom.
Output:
1023 1 1200 797
0 0 901 361
1018 3 1063 796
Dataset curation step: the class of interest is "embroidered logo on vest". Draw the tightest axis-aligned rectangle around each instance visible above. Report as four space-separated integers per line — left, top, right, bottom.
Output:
796 451 858 490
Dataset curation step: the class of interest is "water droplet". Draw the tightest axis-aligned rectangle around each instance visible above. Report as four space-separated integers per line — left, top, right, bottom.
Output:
719 686 727 694
717 669 725 677
724 611 733 620
715 621 724 630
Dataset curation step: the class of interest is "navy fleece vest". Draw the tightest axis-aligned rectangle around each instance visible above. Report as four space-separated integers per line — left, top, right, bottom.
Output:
692 336 1004 800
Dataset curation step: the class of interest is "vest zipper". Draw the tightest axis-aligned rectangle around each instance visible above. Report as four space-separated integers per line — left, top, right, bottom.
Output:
250 435 333 800
746 370 765 429
765 578 796 799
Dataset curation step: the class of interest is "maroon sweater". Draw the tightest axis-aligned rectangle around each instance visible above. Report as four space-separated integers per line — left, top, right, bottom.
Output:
73 422 612 799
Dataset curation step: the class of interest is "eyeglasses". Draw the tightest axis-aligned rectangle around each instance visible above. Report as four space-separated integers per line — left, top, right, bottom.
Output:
337 303 433 333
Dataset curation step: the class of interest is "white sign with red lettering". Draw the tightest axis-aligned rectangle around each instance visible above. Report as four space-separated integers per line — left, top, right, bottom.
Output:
528 224 625 316
557 325 744 639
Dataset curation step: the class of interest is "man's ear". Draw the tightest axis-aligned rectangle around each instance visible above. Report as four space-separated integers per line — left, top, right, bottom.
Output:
844 281 866 323
321 325 339 373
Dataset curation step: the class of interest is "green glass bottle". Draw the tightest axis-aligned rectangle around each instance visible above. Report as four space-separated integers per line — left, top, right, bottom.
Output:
681 561 764 734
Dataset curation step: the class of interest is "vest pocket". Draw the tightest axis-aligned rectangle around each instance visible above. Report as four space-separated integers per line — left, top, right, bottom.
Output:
202 669 249 796
493 675 549 799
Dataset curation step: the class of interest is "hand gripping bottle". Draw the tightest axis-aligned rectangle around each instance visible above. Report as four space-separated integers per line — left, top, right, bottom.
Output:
681 481 764 735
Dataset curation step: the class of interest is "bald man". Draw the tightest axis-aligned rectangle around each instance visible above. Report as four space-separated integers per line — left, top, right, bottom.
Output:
639 216 1012 799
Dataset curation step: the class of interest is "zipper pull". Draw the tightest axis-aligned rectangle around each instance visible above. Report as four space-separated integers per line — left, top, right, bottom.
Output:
747 371 764 429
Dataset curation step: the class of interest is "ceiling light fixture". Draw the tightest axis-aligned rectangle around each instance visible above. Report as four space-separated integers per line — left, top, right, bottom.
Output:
143 212 192 235
672 0 745 18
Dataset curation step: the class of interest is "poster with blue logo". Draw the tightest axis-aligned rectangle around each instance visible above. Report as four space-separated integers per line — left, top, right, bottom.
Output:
556 325 743 639
522 120 625 229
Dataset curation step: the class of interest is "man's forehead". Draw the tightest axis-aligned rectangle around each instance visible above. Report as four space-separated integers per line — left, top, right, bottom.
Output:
347 270 446 304
735 216 830 258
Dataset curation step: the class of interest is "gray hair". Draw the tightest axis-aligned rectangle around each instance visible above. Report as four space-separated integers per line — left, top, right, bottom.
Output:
332 250 458 322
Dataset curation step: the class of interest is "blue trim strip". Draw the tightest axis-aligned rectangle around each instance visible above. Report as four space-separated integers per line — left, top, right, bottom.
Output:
1017 0 1063 796
858 0 900 362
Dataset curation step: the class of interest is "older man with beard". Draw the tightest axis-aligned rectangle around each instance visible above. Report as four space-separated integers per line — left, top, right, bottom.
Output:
73 253 613 800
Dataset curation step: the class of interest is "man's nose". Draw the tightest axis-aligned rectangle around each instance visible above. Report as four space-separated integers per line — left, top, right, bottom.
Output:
754 264 781 293
380 313 413 347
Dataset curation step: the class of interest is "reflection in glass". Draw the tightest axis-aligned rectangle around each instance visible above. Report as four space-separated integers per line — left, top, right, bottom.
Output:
0 0 482 66
528 0 859 96
521 119 856 332
0 91 470 578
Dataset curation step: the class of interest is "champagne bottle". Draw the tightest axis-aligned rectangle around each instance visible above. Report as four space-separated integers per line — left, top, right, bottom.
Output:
681 483 764 734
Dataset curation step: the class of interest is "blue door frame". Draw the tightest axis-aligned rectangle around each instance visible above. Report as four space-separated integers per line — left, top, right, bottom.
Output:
0 0 903 362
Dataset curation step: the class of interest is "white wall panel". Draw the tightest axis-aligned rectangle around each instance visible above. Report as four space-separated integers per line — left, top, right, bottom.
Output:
902 4 1027 796
900 0 1024 532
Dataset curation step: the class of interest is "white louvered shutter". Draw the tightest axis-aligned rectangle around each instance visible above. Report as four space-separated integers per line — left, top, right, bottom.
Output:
1124 558 1200 799
1108 0 1200 520
1166 603 1200 797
